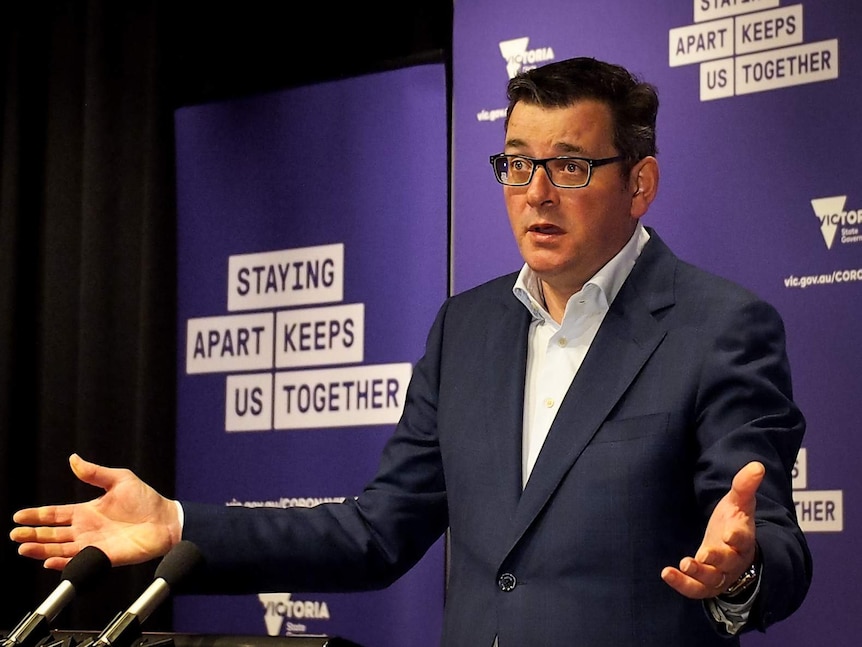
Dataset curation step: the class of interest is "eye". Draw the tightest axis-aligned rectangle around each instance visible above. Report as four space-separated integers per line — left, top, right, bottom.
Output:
560 159 588 175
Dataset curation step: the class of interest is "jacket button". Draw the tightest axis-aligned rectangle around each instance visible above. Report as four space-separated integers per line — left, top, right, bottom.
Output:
498 573 517 592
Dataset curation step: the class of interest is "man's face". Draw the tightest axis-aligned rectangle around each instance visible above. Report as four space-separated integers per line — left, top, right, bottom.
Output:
503 99 641 296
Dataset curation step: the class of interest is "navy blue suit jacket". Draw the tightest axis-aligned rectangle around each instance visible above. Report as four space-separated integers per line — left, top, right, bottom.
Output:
183 230 811 646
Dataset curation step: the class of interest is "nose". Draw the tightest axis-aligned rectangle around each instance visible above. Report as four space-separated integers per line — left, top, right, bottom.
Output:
525 163 557 206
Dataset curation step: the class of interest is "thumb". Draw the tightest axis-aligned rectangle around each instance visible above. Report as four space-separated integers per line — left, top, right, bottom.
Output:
730 461 765 504
69 453 118 491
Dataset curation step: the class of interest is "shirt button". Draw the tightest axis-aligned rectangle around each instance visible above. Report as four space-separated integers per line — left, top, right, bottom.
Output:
498 573 517 592
558 337 567 347
544 397 554 408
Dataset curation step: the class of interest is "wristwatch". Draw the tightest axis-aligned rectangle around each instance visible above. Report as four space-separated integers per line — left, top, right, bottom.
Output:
722 559 760 599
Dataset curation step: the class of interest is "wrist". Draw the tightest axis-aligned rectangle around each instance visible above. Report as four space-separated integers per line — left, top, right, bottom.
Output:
719 547 761 601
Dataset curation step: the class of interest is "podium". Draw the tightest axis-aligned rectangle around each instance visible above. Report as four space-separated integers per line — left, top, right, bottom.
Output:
46 632 364 647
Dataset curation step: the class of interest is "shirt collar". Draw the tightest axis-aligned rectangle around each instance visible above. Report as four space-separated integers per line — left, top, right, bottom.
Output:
513 222 650 321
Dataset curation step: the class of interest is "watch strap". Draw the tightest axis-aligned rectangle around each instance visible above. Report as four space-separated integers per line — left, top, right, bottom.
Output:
722 560 758 598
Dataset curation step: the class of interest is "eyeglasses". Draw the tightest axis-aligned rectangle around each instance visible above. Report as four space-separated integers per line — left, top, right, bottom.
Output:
489 153 624 188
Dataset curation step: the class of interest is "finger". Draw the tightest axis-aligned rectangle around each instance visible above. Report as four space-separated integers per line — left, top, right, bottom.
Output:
10 524 77 543
9 526 36 542
721 526 756 556
43 557 72 571
696 531 753 565
686 557 728 593
19 545 75 571
661 566 715 599
680 556 724 584
17 540 81 560
694 545 721 565
12 504 76 527
662 562 727 599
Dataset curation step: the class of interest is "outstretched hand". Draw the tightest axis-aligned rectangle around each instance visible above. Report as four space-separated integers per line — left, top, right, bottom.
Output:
9 453 181 570
661 461 764 599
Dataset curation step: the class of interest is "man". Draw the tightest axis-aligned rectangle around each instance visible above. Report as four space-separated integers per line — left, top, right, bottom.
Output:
10 57 811 646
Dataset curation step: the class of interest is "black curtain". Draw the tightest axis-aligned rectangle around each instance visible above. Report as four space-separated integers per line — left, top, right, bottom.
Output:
0 0 451 634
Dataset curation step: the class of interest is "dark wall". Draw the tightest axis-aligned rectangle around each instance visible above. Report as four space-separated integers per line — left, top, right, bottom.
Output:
167 2 453 107
0 0 451 636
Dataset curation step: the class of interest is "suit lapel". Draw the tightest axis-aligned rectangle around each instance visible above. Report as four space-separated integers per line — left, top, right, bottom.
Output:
483 286 533 521
506 231 677 550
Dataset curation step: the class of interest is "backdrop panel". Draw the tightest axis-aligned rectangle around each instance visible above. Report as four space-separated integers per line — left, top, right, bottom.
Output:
453 2 859 645
174 63 448 647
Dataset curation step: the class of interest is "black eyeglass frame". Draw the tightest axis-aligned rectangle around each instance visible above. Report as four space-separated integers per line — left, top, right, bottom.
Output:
489 153 625 189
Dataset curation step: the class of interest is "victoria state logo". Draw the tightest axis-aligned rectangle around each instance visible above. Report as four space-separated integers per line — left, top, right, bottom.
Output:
498 37 555 79
259 592 331 636
810 196 862 249
476 38 555 124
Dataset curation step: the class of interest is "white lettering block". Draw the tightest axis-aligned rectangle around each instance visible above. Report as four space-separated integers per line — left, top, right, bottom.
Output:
228 244 344 311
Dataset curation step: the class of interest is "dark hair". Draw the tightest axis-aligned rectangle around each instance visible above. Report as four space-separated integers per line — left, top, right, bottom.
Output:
505 57 659 173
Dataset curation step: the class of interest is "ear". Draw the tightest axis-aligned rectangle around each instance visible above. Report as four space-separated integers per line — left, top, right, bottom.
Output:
628 156 659 219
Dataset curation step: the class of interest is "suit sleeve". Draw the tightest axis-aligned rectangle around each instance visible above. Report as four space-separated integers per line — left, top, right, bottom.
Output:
693 296 812 632
178 301 452 594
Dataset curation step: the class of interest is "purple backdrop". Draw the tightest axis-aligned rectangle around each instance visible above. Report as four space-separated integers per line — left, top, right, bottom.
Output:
453 1 859 645
174 63 448 647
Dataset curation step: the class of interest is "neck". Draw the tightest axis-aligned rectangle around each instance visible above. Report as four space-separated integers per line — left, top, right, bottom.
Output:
539 280 577 324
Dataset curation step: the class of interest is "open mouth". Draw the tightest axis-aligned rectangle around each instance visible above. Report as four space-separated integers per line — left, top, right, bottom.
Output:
529 223 563 235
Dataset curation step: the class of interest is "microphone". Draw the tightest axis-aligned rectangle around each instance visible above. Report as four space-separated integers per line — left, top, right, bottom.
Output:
86 541 202 647
2 546 111 647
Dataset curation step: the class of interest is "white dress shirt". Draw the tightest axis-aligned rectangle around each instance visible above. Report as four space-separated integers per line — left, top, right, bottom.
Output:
513 223 649 487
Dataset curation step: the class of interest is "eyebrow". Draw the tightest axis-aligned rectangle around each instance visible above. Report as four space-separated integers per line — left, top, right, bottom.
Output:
503 139 588 155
